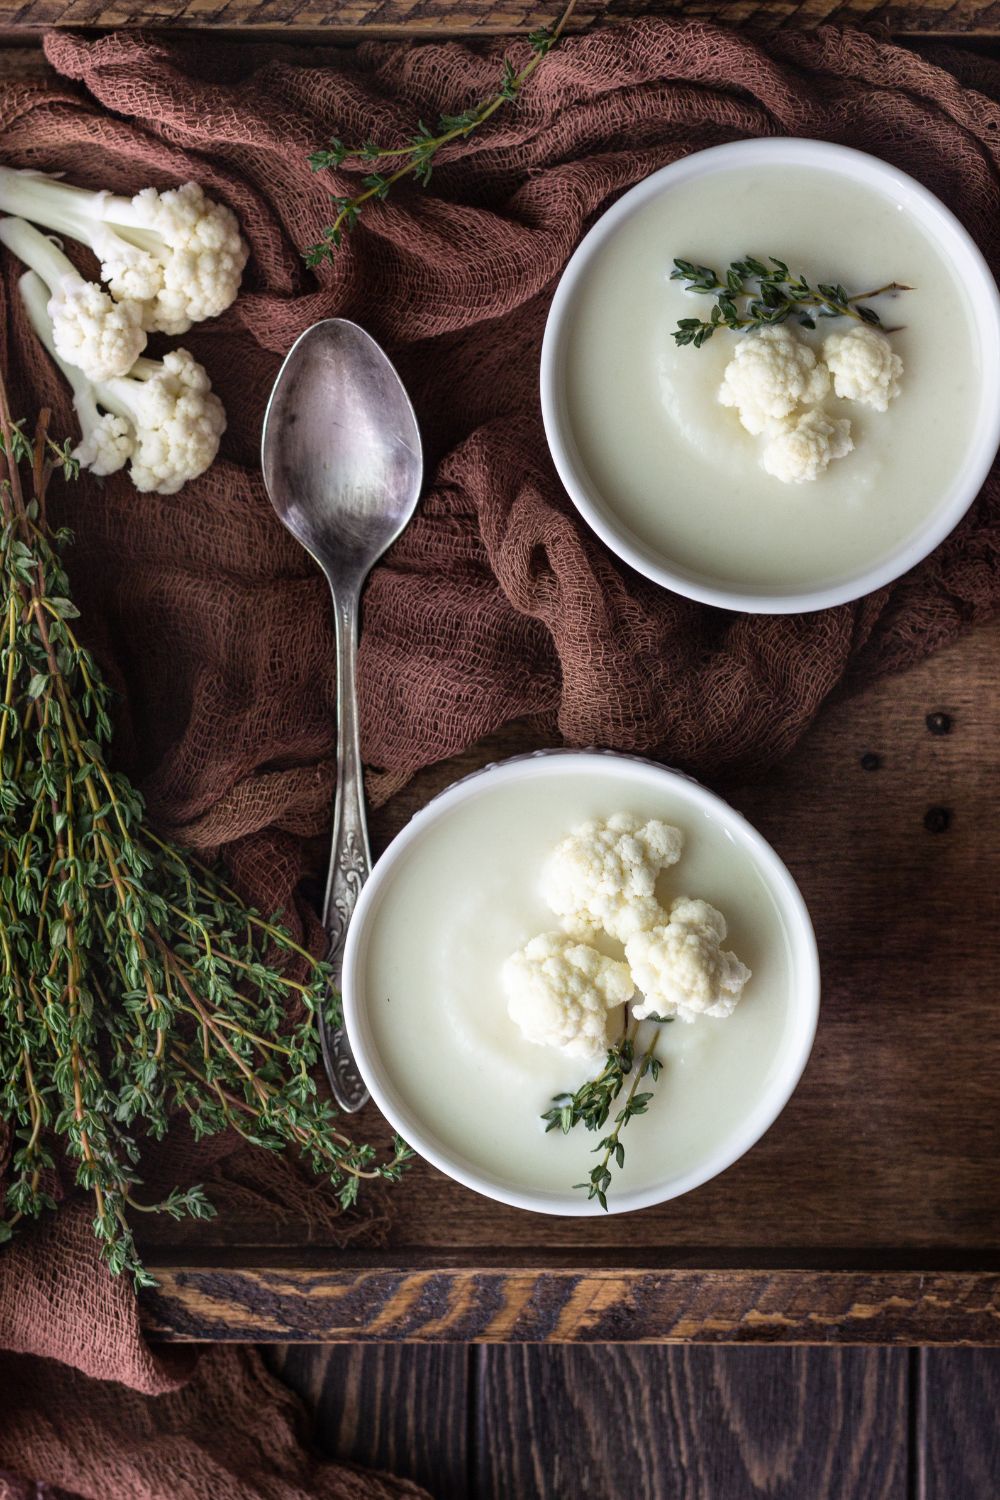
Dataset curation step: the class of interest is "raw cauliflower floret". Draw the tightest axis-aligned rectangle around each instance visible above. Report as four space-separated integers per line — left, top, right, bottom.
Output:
95 349 227 495
49 276 146 383
74 409 132 477
113 182 249 334
823 325 903 412
761 407 853 485
718 326 830 436
542 814 683 943
626 897 751 1023
0 216 146 381
19 269 225 494
502 932 634 1060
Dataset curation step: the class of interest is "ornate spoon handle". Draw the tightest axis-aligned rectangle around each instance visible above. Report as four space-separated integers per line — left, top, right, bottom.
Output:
320 583 371 1113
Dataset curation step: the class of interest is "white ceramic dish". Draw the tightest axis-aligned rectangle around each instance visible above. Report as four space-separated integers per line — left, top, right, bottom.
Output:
540 137 1000 614
342 750 820 1216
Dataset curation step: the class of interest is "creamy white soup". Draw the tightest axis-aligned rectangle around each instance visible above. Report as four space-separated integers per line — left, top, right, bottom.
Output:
559 163 980 594
354 761 803 1205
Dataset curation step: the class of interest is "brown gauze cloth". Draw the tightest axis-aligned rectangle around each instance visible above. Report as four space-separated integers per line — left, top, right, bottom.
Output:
2 18 1000 1498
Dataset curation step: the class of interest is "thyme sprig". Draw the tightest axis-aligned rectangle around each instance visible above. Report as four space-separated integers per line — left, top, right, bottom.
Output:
671 255 912 348
543 1019 670 1211
304 0 578 265
0 376 412 1286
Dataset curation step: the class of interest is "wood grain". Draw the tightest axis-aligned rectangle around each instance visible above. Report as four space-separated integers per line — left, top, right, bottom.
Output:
917 1350 1000 1498
140 1266 1000 1343
476 1346 909 1499
266 1344 469 1499
2 0 1000 37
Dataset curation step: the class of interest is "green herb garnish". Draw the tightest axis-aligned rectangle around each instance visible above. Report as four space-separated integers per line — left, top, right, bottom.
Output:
0 381 411 1286
543 1019 670 1210
670 255 911 348
304 0 578 265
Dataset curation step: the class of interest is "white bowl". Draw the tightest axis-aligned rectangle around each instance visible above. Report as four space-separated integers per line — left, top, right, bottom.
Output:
540 138 1000 615
342 750 820 1216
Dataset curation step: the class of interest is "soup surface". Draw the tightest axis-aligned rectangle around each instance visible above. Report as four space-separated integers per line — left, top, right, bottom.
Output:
356 761 803 1206
560 164 980 593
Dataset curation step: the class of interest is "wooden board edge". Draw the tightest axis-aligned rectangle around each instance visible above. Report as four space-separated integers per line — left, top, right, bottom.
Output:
4 17 1000 41
139 1266 1000 1344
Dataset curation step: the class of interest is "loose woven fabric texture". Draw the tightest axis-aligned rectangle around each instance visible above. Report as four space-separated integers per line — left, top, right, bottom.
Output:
1 18 999 1498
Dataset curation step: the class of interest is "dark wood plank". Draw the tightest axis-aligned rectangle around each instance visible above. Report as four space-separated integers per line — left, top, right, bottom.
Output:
1 0 1000 37
0 45 49 70
140 1266 1000 1343
265 1344 469 1499
917 1351 1000 1499
476 1346 908 1499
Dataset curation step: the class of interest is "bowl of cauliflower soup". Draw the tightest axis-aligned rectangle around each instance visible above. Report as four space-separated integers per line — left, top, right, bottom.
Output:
540 138 1000 613
342 751 819 1216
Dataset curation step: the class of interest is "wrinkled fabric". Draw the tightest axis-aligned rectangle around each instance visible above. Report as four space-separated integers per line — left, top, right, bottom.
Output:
1 19 999 1496
0 1346 428 1500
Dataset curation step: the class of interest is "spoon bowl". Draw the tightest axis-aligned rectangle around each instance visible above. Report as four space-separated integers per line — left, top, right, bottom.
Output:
261 319 423 1111
262 320 422 585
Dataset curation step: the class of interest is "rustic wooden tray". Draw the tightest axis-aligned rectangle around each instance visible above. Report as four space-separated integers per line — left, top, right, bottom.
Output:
131 620 1000 1344
3 30 998 1347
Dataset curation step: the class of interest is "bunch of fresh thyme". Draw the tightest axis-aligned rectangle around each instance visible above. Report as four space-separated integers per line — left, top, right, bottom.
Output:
543 1020 669 1210
671 255 911 348
0 373 410 1286
304 0 578 265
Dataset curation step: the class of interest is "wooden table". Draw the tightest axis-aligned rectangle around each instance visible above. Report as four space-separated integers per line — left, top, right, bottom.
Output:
2 18 999 1349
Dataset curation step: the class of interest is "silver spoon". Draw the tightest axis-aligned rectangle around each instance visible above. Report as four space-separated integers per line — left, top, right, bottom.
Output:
261 319 422 1112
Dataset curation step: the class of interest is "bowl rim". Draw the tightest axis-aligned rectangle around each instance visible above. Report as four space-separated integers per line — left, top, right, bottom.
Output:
342 748 821 1217
539 136 1000 615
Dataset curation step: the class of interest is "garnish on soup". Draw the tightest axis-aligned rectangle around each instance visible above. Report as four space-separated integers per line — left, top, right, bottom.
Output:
501 815 751 1208
669 255 911 347
672 257 909 485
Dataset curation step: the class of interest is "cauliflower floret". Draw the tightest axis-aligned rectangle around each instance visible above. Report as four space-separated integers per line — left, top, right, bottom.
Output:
49 276 146 383
761 408 853 485
542 814 683 943
626 897 751 1023
106 183 249 334
823 325 902 412
718 326 830 436
0 216 146 381
503 932 633 1060
74 409 132 477
95 350 227 495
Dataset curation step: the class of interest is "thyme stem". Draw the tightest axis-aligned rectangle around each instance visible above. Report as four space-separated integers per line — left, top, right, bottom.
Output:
304 0 579 264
